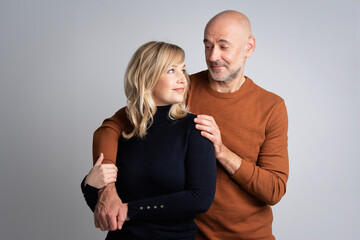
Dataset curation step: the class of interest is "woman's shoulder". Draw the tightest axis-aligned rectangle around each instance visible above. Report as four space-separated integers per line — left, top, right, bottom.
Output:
185 112 197 120
170 112 197 134
180 113 207 140
182 113 214 152
176 112 196 126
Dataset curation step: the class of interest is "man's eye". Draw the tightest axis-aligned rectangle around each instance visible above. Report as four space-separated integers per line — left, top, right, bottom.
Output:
167 69 174 74
205 45 212 49
220 46 228 49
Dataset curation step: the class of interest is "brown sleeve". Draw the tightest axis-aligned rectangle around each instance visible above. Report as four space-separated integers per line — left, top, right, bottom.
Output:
232 100 289 205
92 108 130 165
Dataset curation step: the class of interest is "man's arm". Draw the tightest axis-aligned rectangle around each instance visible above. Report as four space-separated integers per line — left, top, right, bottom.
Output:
94 183 127 231
92 109 128 231
93 117 122 165
194 100 289 205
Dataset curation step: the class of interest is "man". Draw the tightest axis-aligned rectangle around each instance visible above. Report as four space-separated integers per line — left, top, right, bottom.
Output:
91 10 289 239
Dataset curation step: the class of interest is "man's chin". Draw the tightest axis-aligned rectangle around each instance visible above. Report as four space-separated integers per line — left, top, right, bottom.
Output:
209 70 228 82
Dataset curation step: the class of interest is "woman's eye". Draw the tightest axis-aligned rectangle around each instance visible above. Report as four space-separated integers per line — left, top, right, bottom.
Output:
181 69 186 74
167 69 175 74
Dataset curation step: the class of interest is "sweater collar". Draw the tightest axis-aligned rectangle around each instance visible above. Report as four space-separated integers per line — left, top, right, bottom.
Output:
152 105 171 122
203 71 252 99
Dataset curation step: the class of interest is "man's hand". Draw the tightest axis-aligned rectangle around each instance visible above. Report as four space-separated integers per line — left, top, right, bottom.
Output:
194 115 224 157
94 183 127 231
194 114 242 175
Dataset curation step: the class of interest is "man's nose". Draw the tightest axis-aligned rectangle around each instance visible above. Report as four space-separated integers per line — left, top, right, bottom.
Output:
209 47 220 62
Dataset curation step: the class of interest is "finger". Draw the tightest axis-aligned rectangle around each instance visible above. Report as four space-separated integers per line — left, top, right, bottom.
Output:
94 153 104 166
109 214 117 231
100 212 109 231
104 173 118 181
195 123 213 133
99 170 117 180
102 164 118 171
201 131 215 142
197 115 219 128
97 218 105 231
117 214 125 230
105 177 117 185
94 215 100 228
197 114 215 122
100 174 117 185
195 117 213 128
102 168 118 176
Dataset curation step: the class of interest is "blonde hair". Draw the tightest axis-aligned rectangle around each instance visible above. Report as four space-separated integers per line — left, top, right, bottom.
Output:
122 41 189 139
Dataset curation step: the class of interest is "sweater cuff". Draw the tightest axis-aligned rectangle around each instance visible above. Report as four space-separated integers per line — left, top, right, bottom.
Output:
231 159 255 186
127 200 167 220
102 158 116 165
81 175 100 196
127 202 139 220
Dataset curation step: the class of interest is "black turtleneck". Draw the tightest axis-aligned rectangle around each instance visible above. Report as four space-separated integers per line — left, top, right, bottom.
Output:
82 105 216 240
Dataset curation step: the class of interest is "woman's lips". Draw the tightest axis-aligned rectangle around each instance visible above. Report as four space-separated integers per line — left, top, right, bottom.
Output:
173 88 185 92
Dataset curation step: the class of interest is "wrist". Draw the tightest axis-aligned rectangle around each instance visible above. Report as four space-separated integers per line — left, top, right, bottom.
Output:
215 143 227 161
98 182 121 201
216 146 242 175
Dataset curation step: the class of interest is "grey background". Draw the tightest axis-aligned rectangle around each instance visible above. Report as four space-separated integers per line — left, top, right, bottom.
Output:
1 0 359 239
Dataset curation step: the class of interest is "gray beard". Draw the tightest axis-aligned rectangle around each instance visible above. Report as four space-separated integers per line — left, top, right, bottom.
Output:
210 67 241 82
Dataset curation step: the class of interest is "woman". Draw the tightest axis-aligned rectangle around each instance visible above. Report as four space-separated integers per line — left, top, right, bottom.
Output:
81 41 216 239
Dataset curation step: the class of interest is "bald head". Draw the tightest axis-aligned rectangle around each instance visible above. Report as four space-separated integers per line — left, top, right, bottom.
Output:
203 10 256 86
205 10 252 39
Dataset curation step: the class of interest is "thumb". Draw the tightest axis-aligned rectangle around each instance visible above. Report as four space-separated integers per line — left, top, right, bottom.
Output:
94 153 104 166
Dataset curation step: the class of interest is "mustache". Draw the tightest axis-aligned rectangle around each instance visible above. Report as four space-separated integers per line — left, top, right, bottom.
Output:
209 61 228 67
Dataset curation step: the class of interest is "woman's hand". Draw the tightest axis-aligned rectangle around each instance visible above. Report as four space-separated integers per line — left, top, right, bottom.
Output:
85 153 118 189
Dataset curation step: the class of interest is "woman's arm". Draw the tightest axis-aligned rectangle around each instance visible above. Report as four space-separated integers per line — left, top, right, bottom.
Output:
81 153 118 211
127 123 217 221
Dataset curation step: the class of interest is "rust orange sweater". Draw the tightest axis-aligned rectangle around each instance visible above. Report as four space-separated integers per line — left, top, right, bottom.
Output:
92 70 289 240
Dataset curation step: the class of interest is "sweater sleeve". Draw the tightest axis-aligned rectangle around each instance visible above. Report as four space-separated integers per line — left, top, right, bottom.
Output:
231 100 289 205
127 126 217 221
92 110 124 165
80 175 100 212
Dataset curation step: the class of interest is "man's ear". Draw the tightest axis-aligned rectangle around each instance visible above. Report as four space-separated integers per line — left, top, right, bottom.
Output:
245 36 256 58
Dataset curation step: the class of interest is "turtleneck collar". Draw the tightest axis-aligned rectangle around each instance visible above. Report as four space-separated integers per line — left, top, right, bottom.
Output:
155 105 172 114
151 105 172 125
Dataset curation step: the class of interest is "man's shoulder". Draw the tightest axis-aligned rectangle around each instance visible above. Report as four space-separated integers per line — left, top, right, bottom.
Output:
101 106 132 132
112 106 128 120
190 70 208 82
248 77 284 105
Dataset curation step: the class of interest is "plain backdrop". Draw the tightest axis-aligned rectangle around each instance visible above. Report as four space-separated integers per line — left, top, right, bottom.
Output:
0 0 359 239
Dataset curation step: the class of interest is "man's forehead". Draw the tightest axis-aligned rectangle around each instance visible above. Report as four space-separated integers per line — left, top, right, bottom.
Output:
204 31 234 43
204 22 240 37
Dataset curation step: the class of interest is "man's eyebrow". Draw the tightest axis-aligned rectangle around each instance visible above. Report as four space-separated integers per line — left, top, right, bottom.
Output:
203 38 231 44
218 39 231 44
